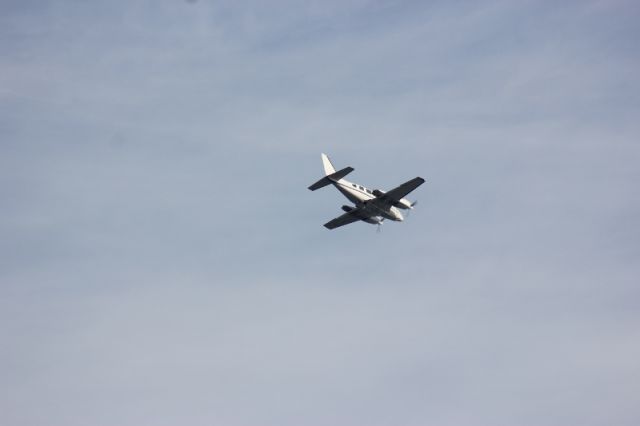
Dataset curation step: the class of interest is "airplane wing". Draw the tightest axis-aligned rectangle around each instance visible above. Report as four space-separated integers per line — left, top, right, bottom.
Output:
324 207 372 230
373 177 425 206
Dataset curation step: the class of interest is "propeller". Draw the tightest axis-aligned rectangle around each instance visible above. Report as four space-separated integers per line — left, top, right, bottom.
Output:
406 200 418 218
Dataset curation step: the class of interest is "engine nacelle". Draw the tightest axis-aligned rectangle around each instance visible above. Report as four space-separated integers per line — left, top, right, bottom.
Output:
395 199 413 209
364 216 383 225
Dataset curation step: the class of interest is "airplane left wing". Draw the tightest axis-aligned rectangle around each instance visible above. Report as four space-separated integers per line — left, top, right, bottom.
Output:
324 208 371 230
373 177 425 206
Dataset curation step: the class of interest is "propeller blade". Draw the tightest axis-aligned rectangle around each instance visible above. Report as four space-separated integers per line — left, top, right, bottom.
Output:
406 200 417 218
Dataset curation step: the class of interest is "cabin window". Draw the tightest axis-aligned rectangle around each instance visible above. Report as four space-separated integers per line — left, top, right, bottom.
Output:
352 183 356 187
359 186 364 190
366 189 372 194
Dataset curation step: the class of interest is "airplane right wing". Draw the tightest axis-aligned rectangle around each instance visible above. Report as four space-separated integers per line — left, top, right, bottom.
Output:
324 207 372 230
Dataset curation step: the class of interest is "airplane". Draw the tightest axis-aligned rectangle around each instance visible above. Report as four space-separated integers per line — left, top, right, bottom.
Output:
308 153 425 230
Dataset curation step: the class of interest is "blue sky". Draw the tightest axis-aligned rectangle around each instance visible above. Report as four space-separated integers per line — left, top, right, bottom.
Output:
1 1 639 425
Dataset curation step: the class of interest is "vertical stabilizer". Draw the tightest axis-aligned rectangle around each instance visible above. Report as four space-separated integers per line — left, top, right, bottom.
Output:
321 153 336 176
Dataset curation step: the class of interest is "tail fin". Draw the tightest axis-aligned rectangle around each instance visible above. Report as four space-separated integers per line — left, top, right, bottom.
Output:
321 153 336 176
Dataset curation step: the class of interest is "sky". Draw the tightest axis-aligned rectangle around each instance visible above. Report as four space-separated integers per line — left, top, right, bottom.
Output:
1 0 639 425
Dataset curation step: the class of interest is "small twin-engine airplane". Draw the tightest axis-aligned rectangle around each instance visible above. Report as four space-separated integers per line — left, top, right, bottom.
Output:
308 153 425 230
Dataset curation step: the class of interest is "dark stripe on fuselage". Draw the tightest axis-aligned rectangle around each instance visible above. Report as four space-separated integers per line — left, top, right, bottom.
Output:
333 181 373 204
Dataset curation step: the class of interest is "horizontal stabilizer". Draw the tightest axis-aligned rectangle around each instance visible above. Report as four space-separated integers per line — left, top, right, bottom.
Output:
308 177 332 191
328 166 354 181
308 166 354 191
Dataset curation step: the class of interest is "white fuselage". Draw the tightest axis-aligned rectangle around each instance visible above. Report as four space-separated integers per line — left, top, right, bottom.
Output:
333 178 404 222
